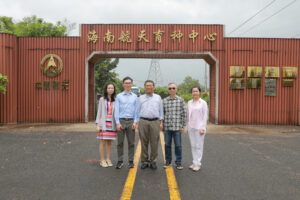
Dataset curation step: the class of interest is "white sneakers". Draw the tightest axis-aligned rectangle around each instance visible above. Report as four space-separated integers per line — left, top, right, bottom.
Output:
192 165 201 171
100 160 108 167
106 159 113 167
100 159 113 168
189 164 201 171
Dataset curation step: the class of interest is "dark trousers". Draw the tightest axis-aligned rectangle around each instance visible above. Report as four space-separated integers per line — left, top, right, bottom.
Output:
117 119 135 162
164 130 182 164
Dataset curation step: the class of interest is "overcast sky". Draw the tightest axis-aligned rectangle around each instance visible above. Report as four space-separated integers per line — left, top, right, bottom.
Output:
1 0 299 87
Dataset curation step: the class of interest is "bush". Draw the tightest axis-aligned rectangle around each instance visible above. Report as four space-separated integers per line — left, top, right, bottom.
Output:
180 91 210 105
154 87 169 99
180 94 193 102
140 87 169 99
0 73 8 94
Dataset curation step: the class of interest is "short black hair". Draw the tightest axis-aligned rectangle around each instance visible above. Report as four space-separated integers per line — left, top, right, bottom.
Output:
144 80 155 86
103 83 116 102
191 86 201 93
123 76 133 83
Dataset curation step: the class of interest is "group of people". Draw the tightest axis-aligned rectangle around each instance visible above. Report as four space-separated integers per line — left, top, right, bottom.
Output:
95 77 208 172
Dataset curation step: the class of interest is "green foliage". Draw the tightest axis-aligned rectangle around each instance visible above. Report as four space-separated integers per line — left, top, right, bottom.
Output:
113 78 123 94
0 15 73 36
180 92 210 105
94 58 120 95
0 73 8 94
0 16 15 34
139 87 169 99
154 87 169 99
201 91 210 105
180 93 193 102
177 76 205 95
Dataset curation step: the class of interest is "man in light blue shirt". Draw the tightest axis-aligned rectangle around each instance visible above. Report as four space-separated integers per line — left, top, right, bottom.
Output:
138 80 163 170
114 77 138 169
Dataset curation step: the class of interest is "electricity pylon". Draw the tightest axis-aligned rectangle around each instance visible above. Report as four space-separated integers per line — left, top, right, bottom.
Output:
147 59 163 86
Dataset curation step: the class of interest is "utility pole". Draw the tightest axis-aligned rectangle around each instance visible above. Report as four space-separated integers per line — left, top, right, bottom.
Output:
204 62 208 92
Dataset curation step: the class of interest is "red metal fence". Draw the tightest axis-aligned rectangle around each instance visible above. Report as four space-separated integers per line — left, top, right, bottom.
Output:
0 24 299 125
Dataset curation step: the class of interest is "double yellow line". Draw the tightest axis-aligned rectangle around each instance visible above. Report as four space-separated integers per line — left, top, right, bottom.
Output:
120 132 181 200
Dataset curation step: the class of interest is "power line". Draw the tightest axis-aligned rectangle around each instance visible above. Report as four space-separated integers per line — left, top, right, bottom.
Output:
239 0 298 36
228 0 277 35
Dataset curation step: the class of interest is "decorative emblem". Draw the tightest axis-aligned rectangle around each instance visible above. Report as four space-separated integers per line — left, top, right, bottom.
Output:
40 54 63 77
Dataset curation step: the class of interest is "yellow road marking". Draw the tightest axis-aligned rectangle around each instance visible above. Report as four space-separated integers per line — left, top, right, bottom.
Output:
160 132 182 200
120 140 141 200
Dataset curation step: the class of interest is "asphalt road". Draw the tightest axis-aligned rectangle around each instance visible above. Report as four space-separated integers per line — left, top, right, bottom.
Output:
0 128 299 200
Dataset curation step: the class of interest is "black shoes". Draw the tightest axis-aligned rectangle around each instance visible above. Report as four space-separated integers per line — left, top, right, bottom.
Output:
150 162 157 170
115 161 124 169
163 162 171 169
128 161 134 168
140 162 157 170
116 161 135 169
140 163 149 169
175 163 183 170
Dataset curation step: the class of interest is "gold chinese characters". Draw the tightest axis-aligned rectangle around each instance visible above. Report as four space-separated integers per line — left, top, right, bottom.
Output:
104 30 114 43
170 30 183 43
189 30 199 44
118 31 132 43
87 30 99 43
87 30 217 44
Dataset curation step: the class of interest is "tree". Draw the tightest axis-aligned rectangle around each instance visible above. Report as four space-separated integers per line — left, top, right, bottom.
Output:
177 76 209 104
0 73 8 94
178 76 204 95
113 78 124 94
94 58 120 94
0 15 75 36
154 87 169 99
0 16 15 34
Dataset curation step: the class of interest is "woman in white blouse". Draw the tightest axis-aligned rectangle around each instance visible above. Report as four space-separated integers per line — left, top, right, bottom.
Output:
187 86 208 171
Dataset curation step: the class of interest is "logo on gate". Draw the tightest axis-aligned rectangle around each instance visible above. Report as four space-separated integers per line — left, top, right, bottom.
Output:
40 54 63 77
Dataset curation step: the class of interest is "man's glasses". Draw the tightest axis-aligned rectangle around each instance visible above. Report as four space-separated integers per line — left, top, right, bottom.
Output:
168 87 176 90
124 82 132 85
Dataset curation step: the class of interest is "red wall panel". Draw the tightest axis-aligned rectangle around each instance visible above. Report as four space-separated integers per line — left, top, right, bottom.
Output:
17 37 82 122
0 34 18 123
1 24 299 125
221 38 299 125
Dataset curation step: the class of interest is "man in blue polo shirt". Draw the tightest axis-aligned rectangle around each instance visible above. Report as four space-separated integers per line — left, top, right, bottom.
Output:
114 77 138 169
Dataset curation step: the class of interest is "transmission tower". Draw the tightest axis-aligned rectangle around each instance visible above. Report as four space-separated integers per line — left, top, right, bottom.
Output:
147 59 163 86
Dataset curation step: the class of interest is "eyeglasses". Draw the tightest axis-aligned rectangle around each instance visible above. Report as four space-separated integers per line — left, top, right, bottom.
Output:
124 82 132 85
168 87 176 90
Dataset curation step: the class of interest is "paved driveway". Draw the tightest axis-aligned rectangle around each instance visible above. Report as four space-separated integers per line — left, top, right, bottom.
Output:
0 124 299 200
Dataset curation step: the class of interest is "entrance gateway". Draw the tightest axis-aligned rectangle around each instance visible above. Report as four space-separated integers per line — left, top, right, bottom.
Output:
0 24 299 125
